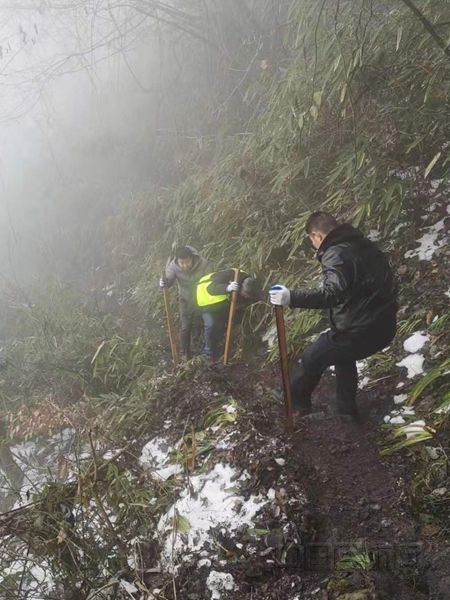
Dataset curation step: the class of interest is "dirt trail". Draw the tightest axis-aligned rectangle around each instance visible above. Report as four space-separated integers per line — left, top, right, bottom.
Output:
144 362 447 599
227 365 444 599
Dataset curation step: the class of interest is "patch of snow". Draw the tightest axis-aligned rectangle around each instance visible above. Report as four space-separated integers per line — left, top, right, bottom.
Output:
404 218 446 261
157 463 267 567
445 288 450 299
267 488 276 500
396 354 424 378
403 332 429 353
206 571 235 599
394 394 408 404
357 360 370 388
367 229 381 241
396 381 405 388
140 436 184 481
359 376 370 389
140 436 173 471
155 464 183 481
390 416 406 425
198 558 212 568
215 432 236 451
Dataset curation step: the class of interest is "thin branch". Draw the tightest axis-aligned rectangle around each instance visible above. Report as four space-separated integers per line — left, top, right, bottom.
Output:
399 0 450 60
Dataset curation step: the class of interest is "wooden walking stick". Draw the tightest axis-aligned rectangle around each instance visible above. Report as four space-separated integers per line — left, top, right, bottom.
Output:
162 284 179 366
274 305 294 433
223 268 240 366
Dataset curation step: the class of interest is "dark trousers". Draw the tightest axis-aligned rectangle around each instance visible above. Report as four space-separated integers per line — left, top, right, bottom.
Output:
202 310 228 360
291 317 396 415
179 300 196 357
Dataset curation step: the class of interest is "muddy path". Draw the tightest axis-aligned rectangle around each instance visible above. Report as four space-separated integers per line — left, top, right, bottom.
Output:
222 363 448 599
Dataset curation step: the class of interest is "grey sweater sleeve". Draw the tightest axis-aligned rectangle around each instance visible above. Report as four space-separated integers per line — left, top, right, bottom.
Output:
164 260 177 287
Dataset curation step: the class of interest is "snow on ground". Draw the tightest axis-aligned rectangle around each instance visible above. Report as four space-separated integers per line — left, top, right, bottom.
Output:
403 332 429 353
396 330 429 379
206 571 236 599
384 404 416 425
157 461 268 570
396 354 424 378
356 359 370 388
394 394 408 404
404 218 447 261
8 428 78 508
139 436 183 481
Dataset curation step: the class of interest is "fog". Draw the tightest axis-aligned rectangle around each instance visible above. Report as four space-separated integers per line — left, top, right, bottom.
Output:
0 3 177 286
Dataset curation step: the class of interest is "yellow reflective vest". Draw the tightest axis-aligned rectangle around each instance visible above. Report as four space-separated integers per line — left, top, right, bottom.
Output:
196 273 229 308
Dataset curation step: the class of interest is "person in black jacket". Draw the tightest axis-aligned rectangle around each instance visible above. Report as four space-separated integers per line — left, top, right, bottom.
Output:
269 211 397 420
195 269 261 360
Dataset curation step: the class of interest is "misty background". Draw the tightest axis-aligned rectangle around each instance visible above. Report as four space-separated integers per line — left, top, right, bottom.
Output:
0 1 253 289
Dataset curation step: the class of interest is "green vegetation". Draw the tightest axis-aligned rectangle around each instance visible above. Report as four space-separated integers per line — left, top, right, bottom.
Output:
0 0 449 597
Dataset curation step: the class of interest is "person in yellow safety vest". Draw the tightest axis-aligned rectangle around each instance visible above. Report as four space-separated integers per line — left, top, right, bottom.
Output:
195 269 262 360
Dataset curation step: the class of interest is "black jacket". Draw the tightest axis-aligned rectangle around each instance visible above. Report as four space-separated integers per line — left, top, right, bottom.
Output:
290 224 397 333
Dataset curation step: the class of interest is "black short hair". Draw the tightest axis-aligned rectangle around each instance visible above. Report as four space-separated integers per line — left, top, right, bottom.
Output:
175 246 194 260
305 211 338 235
241 277 262 301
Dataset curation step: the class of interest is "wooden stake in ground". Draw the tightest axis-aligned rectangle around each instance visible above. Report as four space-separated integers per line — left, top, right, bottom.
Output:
163 285 179 366
274 305 294 433
223 268 240 366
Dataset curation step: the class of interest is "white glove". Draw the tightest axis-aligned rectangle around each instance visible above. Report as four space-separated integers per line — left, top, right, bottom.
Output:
226 281 239 293
269 284 291 306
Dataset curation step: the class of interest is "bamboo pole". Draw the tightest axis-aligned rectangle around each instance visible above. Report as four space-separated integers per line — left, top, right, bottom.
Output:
274 305 294 433
163 285 179 366
223 268 240 366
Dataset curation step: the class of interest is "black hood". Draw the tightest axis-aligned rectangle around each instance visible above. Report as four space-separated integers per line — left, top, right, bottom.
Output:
317 224 364 261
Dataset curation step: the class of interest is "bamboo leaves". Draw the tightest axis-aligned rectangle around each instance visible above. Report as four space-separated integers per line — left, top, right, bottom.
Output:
424 152 441 178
